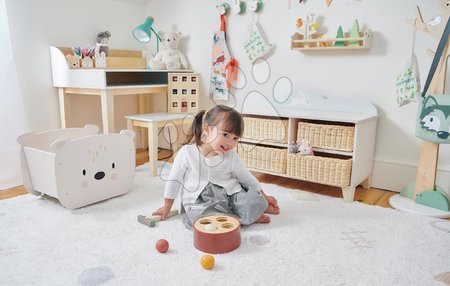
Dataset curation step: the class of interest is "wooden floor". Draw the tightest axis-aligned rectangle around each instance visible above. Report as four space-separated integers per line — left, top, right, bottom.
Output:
0 148 397 209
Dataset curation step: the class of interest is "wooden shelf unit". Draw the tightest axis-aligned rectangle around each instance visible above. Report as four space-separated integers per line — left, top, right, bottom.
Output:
238 106 378 202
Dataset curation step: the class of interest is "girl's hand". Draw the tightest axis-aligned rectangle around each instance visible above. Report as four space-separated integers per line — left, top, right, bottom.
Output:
152 206 172 220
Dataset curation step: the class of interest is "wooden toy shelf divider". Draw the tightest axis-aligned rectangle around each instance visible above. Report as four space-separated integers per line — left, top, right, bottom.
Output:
291 30 371 51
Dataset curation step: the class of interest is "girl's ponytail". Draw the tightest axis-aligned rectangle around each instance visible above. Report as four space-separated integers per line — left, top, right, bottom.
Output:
185 110 206 145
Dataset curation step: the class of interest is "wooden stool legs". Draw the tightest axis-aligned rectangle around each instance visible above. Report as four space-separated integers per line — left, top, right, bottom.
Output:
148 122 158 176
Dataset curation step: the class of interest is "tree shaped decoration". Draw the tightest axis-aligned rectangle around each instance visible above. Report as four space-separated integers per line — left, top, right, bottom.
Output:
349 19 361 46
297 13 318 40
334 25 345 46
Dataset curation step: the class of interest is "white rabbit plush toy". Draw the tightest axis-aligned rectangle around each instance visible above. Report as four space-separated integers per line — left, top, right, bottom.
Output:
297 139 314 156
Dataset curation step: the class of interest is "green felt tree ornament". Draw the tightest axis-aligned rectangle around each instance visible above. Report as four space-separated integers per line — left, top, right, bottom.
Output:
349 19 361 46
334 25 345 46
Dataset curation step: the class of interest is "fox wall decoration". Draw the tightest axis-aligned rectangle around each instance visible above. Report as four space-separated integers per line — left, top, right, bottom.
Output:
416 95 450 144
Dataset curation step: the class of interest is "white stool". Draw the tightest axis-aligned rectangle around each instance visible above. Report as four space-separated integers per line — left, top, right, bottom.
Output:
126 113 194 176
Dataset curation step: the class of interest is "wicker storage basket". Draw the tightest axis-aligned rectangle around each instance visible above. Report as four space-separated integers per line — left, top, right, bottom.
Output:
243 117 288 144
286 153 352 187
238 143 287 174
297 122 355 152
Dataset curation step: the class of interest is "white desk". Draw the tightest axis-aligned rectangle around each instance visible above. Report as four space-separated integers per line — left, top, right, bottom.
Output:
58 84 168 134
50 46 192 133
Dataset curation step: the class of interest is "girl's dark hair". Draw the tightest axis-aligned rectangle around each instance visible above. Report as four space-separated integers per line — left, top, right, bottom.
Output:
185 105 244 145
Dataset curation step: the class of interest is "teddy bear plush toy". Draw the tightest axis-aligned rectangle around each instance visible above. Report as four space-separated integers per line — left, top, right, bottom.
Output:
149 31 188 70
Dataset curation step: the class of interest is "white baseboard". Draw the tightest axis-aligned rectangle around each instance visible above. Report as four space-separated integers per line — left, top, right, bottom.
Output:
372 160 450 196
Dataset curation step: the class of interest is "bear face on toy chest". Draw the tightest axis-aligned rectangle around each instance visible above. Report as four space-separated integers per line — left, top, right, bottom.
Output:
51 130 135 209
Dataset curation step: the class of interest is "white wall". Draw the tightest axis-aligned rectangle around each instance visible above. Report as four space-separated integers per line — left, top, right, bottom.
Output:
5 0 450 193
5 0 147 132
145 0 450 193
0 0 29 189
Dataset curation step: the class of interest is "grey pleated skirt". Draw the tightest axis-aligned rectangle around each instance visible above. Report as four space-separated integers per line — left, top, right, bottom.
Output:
182 182 268 229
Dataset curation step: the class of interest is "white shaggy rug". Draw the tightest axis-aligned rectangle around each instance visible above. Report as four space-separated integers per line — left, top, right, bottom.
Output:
1 162 450 286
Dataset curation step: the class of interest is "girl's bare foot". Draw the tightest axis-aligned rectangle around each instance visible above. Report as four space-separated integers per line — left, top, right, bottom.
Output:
255 214 271 223
265 204 280 215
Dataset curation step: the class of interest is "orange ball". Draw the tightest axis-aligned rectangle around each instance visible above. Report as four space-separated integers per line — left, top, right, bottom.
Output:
200 254 215 270
155 239 169 253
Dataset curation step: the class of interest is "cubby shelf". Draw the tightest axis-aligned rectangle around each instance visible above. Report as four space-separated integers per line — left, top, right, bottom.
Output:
238 104 378 202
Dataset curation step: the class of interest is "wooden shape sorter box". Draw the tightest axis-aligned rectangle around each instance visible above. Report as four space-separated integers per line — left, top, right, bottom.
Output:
193 215 241 254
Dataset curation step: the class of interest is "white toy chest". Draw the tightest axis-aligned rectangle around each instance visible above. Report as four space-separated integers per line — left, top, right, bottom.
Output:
17 125 135 209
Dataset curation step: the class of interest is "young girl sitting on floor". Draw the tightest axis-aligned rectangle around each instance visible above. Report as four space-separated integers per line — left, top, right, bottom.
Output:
153 105 280 228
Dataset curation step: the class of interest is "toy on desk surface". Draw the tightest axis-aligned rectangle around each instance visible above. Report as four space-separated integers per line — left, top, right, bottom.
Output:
66 54 80 68
68 46 97 68
81 56 94 68
95 31 111 57
149 31 188 70
193 215 241 254
137 209 179 227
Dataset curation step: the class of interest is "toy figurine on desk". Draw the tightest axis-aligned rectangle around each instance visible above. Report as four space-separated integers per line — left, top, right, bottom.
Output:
95 31 111 56
94 31 111 68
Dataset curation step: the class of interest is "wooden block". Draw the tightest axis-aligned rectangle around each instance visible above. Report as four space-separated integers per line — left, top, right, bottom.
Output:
137 209 179 227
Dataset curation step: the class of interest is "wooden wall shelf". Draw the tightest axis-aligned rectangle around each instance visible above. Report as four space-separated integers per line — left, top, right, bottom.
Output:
291 30 372 51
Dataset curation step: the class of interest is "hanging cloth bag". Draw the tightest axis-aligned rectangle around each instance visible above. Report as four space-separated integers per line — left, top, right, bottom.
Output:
243 14 274 63
210 15 238 101
415 17 450 144
395 20 421 107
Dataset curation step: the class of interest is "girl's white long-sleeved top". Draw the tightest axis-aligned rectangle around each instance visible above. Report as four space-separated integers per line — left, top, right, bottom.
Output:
163 144 262 204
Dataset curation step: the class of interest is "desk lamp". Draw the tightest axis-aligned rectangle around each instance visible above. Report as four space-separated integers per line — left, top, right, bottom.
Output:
133 16 161 52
